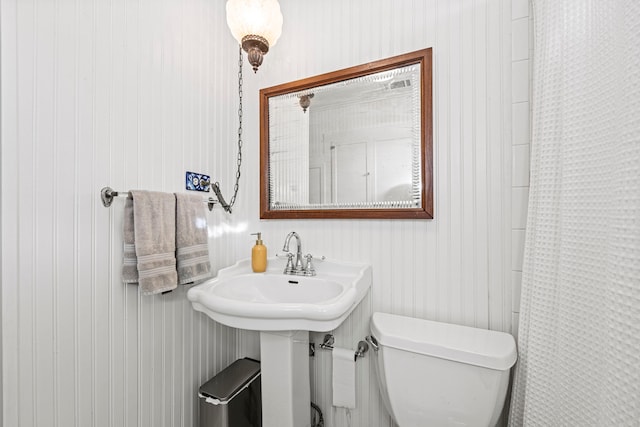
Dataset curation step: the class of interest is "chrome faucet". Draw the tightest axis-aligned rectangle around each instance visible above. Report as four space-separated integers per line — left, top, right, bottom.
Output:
282 231 316 276
282 231 304 273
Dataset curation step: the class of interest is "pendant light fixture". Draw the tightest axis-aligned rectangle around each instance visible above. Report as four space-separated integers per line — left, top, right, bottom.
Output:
299 93 314 113
226 0 283 72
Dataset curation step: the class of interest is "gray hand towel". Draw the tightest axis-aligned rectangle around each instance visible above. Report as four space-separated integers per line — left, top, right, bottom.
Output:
175 193 212 285
130 190 178 295
122 196 138 284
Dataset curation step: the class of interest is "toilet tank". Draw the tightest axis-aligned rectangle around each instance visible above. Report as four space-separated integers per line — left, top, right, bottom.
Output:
370 312 517 427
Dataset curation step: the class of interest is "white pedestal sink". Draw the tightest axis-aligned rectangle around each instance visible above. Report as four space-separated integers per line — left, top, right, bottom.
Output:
187 257 372 427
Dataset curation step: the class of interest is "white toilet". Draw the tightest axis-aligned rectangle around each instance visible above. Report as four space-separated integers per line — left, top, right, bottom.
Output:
369 312 517 427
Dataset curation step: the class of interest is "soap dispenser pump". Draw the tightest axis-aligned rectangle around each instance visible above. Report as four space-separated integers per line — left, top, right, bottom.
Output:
251 232 267 273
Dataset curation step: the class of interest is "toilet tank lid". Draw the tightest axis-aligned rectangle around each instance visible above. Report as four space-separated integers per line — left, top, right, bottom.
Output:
370 312 517 371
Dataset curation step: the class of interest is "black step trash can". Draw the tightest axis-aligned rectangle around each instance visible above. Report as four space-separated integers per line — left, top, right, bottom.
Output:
198 357 262 427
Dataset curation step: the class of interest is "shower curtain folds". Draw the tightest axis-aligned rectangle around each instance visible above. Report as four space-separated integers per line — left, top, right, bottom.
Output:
508 1 640 426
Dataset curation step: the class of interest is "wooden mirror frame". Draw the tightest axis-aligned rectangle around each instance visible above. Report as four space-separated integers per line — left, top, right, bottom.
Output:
259 48 433 219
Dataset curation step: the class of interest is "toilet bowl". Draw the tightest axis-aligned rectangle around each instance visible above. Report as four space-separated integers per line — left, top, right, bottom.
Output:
369 312 517 427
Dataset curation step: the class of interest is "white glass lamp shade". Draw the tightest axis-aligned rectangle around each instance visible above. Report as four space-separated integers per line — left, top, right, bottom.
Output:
226 0 283 48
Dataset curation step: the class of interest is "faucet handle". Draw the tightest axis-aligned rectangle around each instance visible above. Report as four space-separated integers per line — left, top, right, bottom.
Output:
284 252 296 274
275 252 293 259
304 254 316 276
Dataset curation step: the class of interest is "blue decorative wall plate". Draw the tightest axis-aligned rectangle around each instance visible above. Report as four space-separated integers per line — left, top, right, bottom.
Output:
185 171 211 192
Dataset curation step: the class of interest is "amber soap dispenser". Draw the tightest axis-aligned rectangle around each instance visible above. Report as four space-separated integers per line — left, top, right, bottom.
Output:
251 232 267 273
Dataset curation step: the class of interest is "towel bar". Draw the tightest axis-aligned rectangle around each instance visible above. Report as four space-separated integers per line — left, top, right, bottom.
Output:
100 186 217 211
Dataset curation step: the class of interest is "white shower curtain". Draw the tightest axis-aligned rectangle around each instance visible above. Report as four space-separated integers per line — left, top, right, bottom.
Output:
509 1 640 426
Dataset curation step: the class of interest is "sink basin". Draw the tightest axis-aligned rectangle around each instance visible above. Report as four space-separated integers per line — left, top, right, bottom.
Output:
187 257 372 331
214 274 345 303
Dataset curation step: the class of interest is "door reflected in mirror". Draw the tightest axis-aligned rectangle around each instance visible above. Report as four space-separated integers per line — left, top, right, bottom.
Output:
260 48 433 219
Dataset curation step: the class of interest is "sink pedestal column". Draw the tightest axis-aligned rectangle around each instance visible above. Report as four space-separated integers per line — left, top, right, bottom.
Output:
259 330 311 427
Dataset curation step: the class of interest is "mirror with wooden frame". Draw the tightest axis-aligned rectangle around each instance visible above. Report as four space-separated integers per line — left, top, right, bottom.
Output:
260 48 433 219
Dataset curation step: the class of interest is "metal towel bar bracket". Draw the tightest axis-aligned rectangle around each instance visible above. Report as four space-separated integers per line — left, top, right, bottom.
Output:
316 334 369 362
100 186 217 211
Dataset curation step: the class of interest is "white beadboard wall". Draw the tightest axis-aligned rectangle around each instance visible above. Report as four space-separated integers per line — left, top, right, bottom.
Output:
0 0 242 426
1 0 521 427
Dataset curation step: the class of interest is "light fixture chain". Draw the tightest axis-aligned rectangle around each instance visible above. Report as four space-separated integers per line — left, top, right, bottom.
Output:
227 45 243 209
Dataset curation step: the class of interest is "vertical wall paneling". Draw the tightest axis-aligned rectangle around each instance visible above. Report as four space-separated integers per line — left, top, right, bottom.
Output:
0 0 19 424
1 0 526 426
1 0 240 426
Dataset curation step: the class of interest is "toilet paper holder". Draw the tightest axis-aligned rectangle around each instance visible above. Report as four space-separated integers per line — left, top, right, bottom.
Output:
315 334 369 362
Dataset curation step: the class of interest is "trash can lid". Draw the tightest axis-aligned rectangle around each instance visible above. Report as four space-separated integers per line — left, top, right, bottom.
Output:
199 358 261 403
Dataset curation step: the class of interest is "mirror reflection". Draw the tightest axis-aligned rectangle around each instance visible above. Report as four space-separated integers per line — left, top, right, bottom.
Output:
260 49 433 219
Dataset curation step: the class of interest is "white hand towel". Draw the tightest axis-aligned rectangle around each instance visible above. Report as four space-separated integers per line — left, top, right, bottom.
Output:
332 347 356 409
